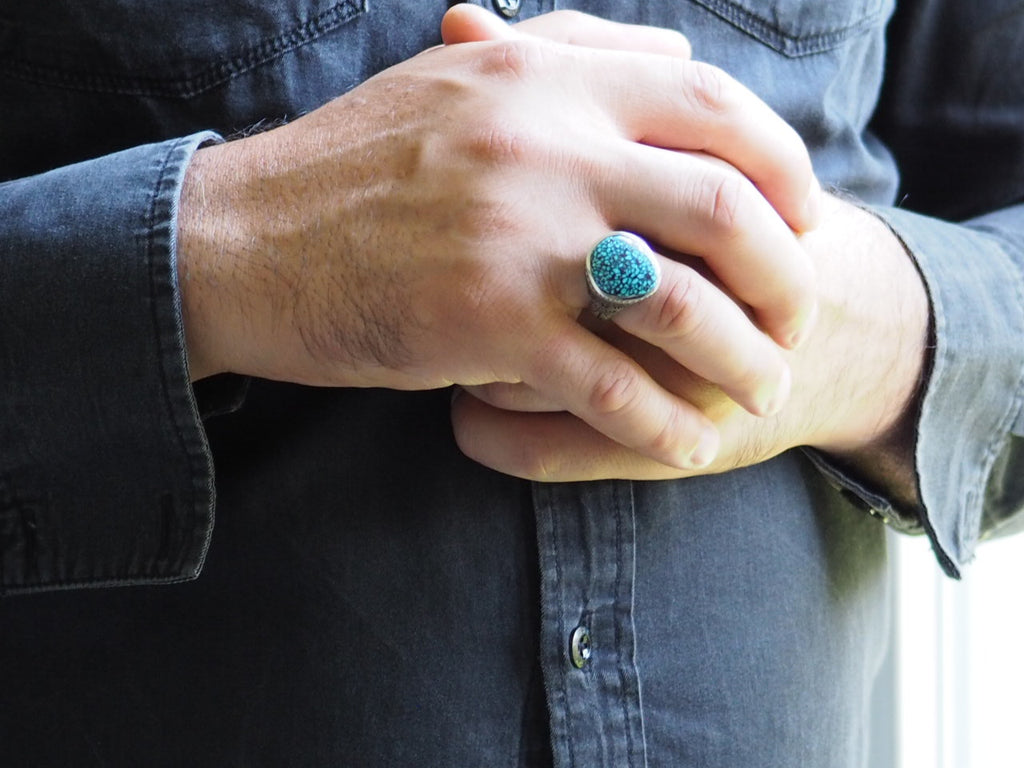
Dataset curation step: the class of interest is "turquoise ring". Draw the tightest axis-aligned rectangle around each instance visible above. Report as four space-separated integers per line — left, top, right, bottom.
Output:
585 231 661 320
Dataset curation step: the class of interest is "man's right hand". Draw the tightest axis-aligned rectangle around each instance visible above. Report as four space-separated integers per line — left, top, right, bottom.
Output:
176 19 818 471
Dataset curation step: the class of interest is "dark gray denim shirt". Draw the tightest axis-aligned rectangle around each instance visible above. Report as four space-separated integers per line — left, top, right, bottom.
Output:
1 1 1022 766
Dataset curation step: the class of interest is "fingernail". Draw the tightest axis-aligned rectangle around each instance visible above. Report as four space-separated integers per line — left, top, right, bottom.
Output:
757 364 791 417
687 426 720 469
787 298 819 350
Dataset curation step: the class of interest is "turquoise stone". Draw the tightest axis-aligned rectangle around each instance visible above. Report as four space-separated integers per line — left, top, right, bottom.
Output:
588 233 659 300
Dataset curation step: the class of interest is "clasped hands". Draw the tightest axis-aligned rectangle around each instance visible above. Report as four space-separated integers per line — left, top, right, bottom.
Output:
178 6 928 490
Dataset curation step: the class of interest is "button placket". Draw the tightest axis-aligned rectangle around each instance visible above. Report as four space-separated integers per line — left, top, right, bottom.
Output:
533 480 648 767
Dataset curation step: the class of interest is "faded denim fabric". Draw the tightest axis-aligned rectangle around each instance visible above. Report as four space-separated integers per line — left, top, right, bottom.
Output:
1 1 1022 766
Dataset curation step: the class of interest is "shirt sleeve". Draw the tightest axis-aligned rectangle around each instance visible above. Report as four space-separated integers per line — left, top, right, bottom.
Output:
877 205 1024 578
0 132 223 594
811 0 1024 578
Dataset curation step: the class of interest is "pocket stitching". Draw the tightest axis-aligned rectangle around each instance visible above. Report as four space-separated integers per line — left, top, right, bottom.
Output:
690 0 886 56
0 0 366 98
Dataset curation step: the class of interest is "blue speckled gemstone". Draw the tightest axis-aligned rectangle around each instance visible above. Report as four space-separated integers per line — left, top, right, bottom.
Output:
587 232 660 300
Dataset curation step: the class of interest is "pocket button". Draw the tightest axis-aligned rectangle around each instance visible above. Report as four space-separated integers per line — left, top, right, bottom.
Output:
492 0 521 19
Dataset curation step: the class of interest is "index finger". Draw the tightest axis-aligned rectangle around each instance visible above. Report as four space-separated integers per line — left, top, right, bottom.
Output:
596 54 822 233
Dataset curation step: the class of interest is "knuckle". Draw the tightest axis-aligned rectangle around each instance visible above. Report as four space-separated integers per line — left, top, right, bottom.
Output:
654 271 706 338
588 359 645 417
479 38 547 83
648 407 689 458
685 61 731 117
706 171 746 236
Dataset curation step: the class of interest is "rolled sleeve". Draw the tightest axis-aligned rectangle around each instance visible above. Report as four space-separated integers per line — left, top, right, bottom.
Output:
0 132 222 594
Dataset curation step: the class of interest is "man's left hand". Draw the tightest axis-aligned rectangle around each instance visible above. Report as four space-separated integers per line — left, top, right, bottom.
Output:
453 196 929 508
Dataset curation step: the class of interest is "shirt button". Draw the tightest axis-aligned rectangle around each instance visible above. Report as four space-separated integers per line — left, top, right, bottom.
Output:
569 625 592 669
492 0 522 19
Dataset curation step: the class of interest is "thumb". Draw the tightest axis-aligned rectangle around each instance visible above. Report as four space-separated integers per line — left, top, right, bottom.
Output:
442 5 692 60
441 4 520 45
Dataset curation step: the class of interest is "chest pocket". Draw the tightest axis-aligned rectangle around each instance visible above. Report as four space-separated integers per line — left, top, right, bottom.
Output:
0 0 367 97
688 0 890 56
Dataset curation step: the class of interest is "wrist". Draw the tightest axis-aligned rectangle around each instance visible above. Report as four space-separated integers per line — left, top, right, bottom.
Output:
177 147 219 381
176 141 251 382
800 196 930 504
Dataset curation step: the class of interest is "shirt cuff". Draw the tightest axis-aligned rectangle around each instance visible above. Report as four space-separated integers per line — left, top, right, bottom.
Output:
810 205 1024 578
0 132 223 593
